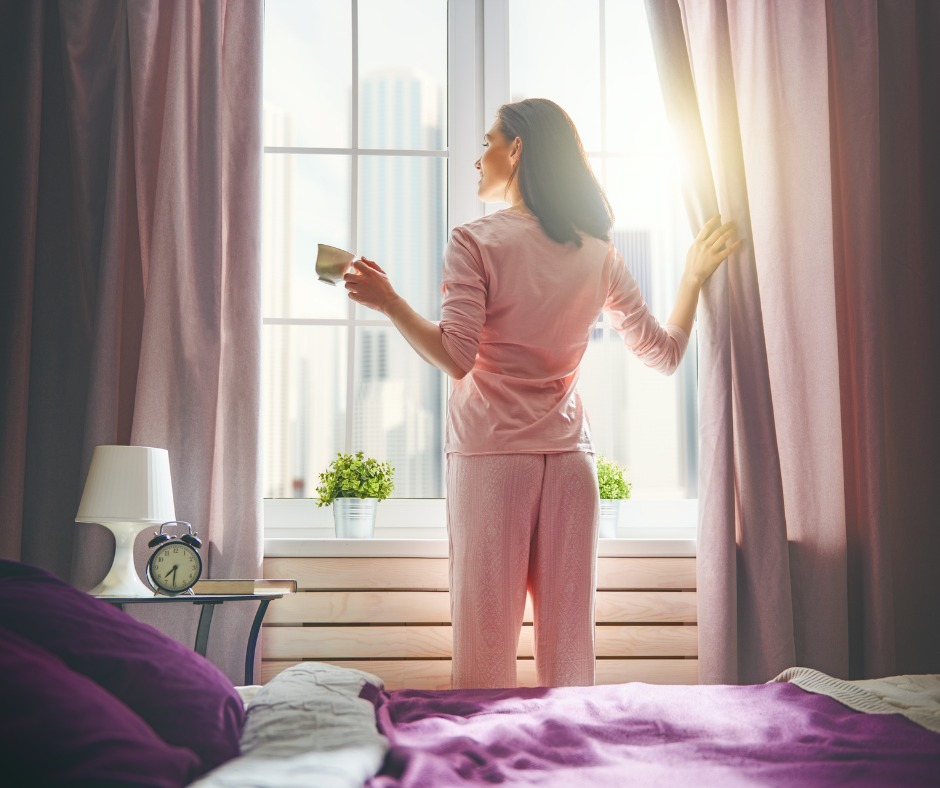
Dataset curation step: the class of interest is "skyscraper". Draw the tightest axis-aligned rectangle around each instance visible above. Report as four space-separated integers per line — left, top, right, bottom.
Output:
355 70 446 497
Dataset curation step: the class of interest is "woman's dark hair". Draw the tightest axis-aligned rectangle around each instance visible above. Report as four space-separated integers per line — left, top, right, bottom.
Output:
497 98 613 246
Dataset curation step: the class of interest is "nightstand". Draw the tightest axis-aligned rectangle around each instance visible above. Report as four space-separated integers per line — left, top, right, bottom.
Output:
97 580 296 684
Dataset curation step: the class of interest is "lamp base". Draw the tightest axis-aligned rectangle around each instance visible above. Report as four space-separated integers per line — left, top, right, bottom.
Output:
87 521 155 597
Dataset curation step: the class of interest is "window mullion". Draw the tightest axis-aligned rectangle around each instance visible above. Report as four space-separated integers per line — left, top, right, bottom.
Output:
344 0 360 454
449 0 485 229
481 0 510 138
599 0 608 186
480 0 510 217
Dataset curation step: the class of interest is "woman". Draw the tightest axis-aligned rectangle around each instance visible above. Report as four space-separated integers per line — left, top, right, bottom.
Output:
344 98 740 689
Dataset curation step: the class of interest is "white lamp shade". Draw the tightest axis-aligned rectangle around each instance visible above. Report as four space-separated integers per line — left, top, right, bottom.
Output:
76 445 176 524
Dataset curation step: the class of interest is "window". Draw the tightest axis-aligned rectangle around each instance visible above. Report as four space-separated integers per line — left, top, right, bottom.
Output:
262 0 449 501
262 0 697 534
504 0 697 498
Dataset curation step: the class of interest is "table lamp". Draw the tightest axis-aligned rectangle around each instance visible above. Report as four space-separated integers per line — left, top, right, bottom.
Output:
76 445 177 597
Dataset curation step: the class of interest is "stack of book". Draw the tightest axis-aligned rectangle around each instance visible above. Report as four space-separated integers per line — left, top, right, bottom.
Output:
191 579 297 595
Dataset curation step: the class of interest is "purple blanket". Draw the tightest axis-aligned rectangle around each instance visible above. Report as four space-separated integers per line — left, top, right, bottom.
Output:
361 681 940 786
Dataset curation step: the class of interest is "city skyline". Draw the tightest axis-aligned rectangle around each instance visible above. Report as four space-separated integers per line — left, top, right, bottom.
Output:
261 2 697 500
262 69 447 499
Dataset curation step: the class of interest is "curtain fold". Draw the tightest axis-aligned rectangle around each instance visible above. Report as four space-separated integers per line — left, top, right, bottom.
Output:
646 0 940 682
871 0 940 674
826 0 894 680
1 0 263 685
646 0 797 684
1 0 93 580
0 0 44 564
721 0 848 679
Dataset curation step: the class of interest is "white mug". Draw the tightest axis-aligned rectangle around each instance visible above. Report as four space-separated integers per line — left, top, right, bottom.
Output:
315 244 355 285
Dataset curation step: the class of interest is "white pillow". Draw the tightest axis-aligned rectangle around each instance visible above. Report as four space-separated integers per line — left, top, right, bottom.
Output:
192 662 388 788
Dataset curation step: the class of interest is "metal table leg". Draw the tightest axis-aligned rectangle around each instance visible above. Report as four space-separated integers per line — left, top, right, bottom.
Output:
194 601 219 656
96 594 286 685
244 599 271 685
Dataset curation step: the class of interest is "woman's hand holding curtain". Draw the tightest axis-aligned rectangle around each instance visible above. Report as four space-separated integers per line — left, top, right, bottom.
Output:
667 215 743 337
685 215 742 286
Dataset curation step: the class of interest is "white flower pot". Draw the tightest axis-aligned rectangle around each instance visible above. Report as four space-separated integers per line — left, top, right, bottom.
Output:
332 497 378 538
599 499 625 538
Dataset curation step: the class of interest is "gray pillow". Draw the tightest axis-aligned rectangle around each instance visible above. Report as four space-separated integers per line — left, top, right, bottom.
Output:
192 662 388 788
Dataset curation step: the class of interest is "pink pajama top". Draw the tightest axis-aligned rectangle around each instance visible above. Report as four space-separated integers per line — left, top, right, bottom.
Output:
439 209 689 455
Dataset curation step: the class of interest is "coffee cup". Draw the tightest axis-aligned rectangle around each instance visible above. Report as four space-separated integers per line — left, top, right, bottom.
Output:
315 244 355 286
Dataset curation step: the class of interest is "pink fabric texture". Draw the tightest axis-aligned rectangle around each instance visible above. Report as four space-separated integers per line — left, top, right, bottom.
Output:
647 0 940 681
75 1 263 685
446 452 599 689
828 0 940 676
649 0 794 682
688 0 845 683
1 1 263 684
441 212 686 689
440 210 688 455
825 0 893 680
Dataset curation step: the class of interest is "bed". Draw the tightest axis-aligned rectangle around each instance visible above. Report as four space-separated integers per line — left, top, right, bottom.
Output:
3 559 939 787
196 663 940 788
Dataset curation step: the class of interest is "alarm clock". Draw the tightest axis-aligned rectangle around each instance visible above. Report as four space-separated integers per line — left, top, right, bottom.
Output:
146 521 203 596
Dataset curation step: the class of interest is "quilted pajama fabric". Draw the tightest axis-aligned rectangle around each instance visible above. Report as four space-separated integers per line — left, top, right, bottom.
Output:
446 452 599 689
439 208 688 689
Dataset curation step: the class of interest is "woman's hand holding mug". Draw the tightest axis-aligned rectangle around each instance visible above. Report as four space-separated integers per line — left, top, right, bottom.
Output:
343 258 401 315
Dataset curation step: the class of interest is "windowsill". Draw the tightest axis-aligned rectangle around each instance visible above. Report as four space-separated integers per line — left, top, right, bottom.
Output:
263 498 697 558
264 534 695 558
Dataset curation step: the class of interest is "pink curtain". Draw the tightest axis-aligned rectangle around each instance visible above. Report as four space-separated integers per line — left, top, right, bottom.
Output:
646 0 940 683
829 0 940 678
0 0 263 684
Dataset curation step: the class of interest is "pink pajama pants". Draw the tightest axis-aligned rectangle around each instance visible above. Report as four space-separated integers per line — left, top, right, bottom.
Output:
446 452 599 689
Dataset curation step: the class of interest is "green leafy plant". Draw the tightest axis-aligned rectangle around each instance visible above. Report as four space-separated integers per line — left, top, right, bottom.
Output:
597 455 632 500
315 451 395 507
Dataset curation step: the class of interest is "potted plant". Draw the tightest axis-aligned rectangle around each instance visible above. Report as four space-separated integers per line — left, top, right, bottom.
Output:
597 455 632 538
315 451 395 538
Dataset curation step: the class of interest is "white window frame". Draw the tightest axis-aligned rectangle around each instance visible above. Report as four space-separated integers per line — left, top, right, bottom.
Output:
263 0 698 541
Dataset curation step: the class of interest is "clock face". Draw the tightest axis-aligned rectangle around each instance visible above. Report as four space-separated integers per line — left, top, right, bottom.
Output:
148 542 202 594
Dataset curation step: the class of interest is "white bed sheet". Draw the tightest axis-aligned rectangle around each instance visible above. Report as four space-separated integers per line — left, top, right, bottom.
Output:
191 663 388 788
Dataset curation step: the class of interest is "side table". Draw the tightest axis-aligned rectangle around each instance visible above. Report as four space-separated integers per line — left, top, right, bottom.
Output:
97 580 296 684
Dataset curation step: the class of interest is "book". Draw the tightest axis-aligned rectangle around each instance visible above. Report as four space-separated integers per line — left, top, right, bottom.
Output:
192 579 297 595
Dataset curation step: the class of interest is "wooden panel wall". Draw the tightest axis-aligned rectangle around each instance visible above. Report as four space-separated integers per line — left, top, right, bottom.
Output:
262 556 697 689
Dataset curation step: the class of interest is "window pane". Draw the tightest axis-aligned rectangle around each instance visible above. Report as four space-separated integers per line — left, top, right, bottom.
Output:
262 326 348 499
508 0 697 500
602 157 689 318
581 323 696 498
359 0 447 150
577 322 612 457
351 327 446 497
357 156 447 320
600 156 696 498
262 152 351 320
605 0 672 155
263 0 352 148
509 0 601 151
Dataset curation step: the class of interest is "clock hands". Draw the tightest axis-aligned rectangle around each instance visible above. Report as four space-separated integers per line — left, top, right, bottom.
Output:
164 565 179 585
